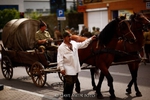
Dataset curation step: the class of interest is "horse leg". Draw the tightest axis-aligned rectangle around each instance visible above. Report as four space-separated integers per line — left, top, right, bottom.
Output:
90 68 97 90
126 78 133 94
96 59 115 99
105 72 116 99
96 72 105 99
133 69 142 97
127 63 142 97
126 64 134 94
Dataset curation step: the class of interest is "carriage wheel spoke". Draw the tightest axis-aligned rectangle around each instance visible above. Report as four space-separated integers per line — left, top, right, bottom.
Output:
1 56 13 80
31 62 47 87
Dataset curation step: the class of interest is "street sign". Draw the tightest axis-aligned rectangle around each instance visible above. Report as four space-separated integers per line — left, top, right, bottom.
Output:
57 9 66 20
57 9 64 17
57 17 66 20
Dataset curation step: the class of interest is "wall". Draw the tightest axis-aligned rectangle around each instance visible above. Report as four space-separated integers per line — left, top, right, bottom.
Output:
24 0 75 14
82 0 149 26
24 1 50 12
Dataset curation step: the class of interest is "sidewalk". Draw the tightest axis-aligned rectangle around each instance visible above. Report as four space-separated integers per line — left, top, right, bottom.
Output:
0 85 59 100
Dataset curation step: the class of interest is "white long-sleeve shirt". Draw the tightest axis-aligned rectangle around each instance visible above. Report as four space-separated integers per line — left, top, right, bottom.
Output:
57 38 92 75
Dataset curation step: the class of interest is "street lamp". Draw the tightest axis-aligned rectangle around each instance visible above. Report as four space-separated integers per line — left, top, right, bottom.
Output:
73 0 76 11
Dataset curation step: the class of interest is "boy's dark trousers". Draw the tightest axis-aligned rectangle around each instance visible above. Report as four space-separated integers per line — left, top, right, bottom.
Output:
63 75 77 100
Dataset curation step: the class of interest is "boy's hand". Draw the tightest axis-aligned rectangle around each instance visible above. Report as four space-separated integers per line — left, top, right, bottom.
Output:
91 35 96 40
60 70 66 76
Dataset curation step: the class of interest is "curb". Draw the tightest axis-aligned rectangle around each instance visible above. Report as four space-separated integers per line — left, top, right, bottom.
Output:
4 86 59 100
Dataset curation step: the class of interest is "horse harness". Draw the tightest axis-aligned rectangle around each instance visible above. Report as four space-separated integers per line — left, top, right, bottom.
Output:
81 20 143 65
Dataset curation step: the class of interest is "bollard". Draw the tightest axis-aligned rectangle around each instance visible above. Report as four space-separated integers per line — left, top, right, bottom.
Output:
0 84 4 90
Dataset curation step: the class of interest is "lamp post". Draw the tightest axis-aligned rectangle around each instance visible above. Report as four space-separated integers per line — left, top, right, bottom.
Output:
73 0 76 11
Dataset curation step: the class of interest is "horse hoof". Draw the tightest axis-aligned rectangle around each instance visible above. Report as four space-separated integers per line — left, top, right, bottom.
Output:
136 92 142 97
97 94 104 99
126 88 131 94
110 95 116 100
93 86 97 90
75 88 80 93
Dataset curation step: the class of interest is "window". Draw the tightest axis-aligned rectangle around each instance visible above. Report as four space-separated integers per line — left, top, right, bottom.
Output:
45 9 50 13
36 9 43 13
26 9 33 13
0 5 18 10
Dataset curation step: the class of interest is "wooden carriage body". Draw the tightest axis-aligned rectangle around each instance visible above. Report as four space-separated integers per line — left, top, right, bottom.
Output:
1 47 48 67
1 18 59 87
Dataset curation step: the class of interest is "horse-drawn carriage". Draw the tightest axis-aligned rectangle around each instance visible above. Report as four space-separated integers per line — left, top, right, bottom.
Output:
0 18 96 87
0 18 61 87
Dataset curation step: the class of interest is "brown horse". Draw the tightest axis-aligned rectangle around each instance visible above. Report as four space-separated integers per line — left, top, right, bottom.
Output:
71 17 136 99
94 12 150 99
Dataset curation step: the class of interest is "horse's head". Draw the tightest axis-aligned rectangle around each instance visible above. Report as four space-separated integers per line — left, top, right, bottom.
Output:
98 17 136 45
134 13 150 24
130 12 150 32
128 13 150 47
117 19 136 43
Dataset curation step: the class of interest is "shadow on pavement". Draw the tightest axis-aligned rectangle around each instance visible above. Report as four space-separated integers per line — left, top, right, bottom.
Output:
0 76 63 93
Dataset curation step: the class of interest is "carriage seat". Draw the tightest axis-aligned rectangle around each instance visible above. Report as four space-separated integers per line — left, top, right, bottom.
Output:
38 46 58 64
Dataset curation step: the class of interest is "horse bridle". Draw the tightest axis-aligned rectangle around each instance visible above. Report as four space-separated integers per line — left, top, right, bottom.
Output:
118 20 136 42
120 14 148 58
133 13 150 32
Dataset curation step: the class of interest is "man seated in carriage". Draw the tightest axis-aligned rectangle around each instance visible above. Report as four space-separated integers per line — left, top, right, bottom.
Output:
35 20 57 62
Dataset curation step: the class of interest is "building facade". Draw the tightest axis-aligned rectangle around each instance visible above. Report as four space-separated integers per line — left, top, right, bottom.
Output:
78 0 150 31
0 0 75 15
0 0 24 12
24 0 75 14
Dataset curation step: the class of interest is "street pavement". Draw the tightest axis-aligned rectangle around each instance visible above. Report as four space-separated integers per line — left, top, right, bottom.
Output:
0 62 150 100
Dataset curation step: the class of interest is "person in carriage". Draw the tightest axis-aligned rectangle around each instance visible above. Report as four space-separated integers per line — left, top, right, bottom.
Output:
35 20 58 63
35 20 53 52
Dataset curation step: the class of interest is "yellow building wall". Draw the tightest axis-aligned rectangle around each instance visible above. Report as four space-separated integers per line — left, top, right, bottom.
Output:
82 0 148 27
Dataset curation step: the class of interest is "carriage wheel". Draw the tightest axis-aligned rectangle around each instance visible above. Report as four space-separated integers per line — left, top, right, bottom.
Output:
1 56 13 80
30 62 46 87
25 66 31 77
58 72 64 82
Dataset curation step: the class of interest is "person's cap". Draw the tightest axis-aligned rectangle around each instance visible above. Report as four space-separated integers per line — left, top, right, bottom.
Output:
39 20 46 28
62 31 71 38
